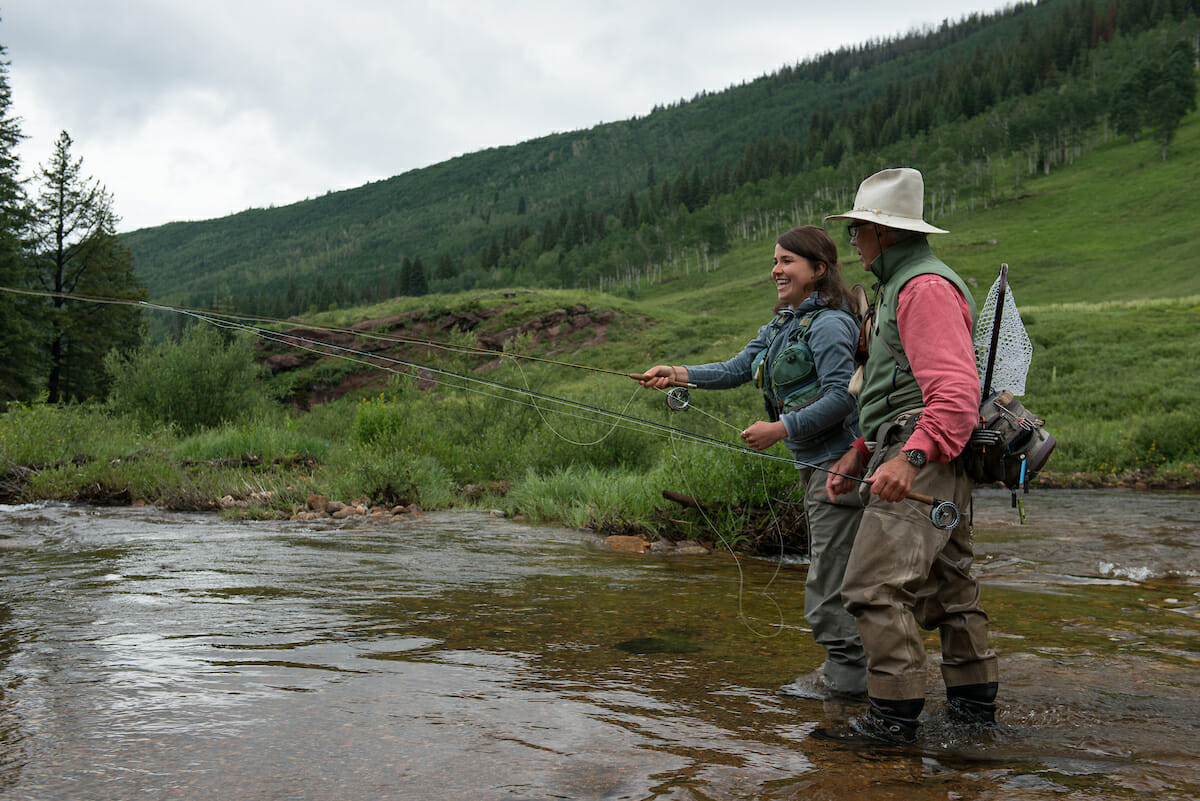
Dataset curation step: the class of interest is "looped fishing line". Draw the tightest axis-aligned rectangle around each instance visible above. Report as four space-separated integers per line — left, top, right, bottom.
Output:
503 352 641 447
657 400 794 640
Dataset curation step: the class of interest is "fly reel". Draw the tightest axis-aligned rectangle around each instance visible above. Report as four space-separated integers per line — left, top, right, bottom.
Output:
666 387 691 411
928 499 961 530
902 490 961 530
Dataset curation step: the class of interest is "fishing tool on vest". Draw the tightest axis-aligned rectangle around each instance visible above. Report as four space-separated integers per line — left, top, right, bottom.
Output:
969 264 1057 522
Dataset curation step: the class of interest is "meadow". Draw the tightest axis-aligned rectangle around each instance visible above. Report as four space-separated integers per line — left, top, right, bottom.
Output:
2 112 1197 543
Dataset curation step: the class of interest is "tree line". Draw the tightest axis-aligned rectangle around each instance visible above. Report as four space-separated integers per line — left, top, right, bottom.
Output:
0 47 145 410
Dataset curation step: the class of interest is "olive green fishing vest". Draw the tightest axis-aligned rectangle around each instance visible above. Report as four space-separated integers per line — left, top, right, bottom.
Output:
859 238 977 443
752 308 828 421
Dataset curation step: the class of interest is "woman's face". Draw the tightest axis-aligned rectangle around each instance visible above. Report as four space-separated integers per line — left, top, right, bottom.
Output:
772 244 822 307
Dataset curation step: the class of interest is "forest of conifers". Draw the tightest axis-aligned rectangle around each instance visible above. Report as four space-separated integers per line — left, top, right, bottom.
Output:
116 0 1197 323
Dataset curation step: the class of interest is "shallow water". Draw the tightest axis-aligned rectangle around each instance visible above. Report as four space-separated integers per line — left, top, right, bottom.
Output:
0 489 1197 800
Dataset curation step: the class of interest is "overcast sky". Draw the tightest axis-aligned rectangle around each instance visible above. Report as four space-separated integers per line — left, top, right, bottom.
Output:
5 1 1014 233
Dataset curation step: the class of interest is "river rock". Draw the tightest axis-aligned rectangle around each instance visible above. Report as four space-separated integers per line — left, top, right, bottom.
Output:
604 535 649 553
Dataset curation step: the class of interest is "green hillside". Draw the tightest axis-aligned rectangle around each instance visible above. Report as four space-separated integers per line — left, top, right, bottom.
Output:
119 0 1199 320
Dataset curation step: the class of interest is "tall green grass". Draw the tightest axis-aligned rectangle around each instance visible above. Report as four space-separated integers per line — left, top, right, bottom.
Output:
3 109 1198 527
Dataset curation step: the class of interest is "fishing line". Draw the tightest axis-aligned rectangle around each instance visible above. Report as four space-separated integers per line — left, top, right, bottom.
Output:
7 285 957 531
503 353 641 448
664 397 796 634
4 285 958 525
674 442 791 640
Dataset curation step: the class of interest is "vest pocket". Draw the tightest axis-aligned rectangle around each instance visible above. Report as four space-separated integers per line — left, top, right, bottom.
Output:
773 342 821 413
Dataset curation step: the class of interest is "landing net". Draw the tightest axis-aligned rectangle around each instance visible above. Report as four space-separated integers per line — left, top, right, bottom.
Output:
974 269 1033 396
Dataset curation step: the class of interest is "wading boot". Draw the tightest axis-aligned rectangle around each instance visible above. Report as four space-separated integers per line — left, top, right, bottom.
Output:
778 666 867 703
946 682 998 726
811 698 922 747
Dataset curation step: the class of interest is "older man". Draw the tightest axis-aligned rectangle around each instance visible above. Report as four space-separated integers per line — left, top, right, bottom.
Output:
815 168 998 746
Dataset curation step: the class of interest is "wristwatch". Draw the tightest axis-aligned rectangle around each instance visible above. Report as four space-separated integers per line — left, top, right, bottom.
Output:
903 448 927 468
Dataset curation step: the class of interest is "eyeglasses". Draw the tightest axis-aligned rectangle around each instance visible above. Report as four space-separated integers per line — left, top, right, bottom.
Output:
847 222 868 243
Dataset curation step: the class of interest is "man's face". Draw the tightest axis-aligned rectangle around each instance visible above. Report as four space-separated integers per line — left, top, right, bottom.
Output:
849 222 881 271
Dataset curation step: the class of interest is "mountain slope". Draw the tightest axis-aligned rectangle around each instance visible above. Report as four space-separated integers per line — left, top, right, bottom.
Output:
121 1 1099 307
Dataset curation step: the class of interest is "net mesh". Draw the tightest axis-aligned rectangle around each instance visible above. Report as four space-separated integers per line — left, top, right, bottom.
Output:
974 270 1033 396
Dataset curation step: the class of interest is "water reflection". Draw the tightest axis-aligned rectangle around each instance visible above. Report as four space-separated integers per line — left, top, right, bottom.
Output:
0 492 1198 800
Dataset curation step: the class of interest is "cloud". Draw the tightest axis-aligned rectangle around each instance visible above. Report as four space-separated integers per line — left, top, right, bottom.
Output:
3 0 1011 231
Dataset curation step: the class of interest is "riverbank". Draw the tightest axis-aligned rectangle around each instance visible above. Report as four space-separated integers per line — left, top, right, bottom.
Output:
1036 466 1200 491
4 452 1197 561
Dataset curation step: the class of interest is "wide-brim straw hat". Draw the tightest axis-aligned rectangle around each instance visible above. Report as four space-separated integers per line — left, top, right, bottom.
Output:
825 167 948 234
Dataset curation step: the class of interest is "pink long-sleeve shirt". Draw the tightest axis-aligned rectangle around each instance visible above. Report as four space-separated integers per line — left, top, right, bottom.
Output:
895 274 981 463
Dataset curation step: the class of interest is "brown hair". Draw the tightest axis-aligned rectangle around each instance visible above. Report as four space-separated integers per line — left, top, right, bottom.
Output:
774 225 855 312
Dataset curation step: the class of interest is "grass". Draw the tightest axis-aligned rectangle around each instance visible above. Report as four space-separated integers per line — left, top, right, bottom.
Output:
4 109 1199 535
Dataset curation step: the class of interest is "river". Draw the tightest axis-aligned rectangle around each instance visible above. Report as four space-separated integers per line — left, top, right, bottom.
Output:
1 489 1197 800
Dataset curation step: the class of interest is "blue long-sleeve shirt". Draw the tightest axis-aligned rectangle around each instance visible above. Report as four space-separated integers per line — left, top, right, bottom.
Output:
685 293 861 467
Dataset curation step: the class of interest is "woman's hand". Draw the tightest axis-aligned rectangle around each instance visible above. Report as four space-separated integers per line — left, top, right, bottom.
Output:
740 420 786 451
632 365 687 390
825 447 865 501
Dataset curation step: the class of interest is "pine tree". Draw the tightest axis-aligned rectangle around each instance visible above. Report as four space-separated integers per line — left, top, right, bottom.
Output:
27 131 146 403
397 256 413 295
408 255 428 296
0 43 39 408
435 251 456 281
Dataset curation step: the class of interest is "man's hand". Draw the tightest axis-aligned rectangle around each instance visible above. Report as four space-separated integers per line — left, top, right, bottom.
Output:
869 454 921 503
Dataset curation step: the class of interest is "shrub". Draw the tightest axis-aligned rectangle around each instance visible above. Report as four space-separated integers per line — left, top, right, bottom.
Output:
1128 410 1200 468
0 402 157 465
106 326 272 434
324 445 454 509
505 464 663 528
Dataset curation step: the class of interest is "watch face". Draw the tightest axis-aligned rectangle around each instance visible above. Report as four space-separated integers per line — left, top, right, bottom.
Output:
906 449 926 467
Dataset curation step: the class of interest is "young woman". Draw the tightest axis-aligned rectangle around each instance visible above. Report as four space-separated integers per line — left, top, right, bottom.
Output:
636 225 866 700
